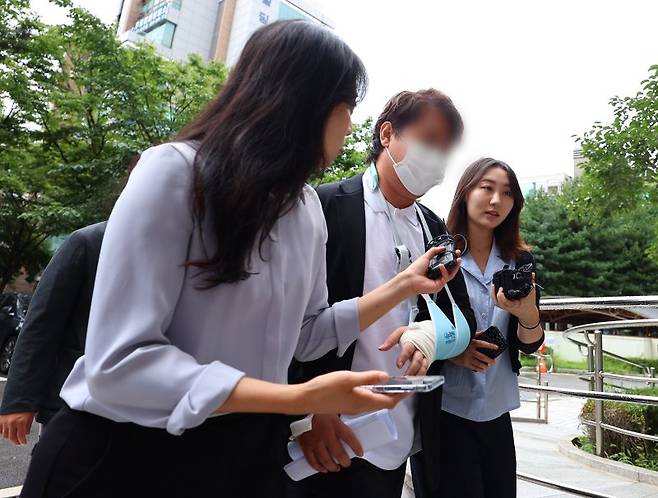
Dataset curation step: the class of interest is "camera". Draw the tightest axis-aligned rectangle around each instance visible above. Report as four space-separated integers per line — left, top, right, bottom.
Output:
426 234 459 279
492 263 533 300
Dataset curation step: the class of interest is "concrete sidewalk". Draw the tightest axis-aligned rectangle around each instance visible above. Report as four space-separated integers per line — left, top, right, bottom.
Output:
403 375 658 497
513 392 658 497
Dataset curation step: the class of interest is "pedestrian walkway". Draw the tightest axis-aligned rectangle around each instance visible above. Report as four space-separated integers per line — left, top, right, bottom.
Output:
513 393 658 497
402 377 658 497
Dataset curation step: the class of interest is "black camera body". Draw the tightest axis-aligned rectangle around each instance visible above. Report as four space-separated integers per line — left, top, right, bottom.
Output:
492 263 533 300
426 234 458 279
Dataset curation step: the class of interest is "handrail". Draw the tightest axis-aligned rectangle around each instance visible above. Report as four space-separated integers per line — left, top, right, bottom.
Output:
540 296 658 310
602 372 658 384
580 418 658 443
519 384 658 405
563 319 658 376
519 297 658 493
516 472 616 498
520 304 658 463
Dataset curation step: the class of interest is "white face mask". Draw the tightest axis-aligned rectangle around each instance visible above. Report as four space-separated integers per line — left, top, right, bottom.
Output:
386 141 448 197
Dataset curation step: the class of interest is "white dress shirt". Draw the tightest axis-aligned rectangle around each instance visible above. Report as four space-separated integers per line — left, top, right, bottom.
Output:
349 171 424 470
60 143 360 435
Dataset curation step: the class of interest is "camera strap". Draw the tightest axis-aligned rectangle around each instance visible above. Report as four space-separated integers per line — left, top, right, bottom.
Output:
414 204 440 304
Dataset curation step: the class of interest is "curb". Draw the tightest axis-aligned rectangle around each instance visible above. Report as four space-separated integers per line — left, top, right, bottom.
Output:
558 438 658 486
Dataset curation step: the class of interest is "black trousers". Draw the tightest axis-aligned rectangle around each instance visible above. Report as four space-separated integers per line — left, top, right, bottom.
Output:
285 457 406 498
412 410 516 498
20 405 290 498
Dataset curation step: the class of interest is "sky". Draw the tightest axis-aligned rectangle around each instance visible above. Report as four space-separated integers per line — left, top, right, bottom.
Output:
30 0 658 214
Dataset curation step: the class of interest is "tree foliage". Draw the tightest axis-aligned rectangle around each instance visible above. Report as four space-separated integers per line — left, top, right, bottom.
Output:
571 64 658 262
0 0 227 290
316 118 372 184
522 187 658 297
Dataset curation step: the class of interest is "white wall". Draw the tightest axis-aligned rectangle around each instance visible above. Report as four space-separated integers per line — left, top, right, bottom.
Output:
545 331 658 363
226 0 263 66
170 0 220 61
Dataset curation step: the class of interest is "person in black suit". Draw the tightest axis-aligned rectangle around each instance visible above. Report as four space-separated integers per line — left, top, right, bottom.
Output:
0 222 106 445
287 89 479 498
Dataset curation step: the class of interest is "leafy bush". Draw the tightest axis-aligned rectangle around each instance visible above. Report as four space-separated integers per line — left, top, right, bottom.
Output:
578 387 658 470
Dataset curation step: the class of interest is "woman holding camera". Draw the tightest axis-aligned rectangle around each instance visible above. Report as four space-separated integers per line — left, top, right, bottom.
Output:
433 158 544 497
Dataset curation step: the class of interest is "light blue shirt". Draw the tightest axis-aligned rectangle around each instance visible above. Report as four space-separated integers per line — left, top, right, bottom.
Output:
60 143 360 435
441 240 520 422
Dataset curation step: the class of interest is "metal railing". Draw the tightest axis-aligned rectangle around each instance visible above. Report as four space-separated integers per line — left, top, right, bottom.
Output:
514 296 658 496
564 318 658 455
514 352 551 423
517 472 616 498
540 295 658 310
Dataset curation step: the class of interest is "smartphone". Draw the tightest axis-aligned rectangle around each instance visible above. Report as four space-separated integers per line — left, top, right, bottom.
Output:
360 375 445 393
477 325 508 359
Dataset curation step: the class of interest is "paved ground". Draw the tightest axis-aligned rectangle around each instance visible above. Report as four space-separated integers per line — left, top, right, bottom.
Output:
516 372 658 497
408 372 658 497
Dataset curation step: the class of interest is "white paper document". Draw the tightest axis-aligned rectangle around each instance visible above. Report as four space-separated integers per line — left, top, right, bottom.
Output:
284 409 398 481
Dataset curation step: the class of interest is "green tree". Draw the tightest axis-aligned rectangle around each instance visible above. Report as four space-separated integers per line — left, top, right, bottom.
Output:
522 188 658 297
0 1 227 290
522 190 600 296
316 117 372 184
572 64 658 262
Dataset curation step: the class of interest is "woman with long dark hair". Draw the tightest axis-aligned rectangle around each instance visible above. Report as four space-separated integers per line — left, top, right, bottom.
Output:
19 21 453 498
437 158 544 497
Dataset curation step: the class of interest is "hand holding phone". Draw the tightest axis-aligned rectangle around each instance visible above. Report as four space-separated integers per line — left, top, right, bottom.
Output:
360 375 444 394
476 326 508 359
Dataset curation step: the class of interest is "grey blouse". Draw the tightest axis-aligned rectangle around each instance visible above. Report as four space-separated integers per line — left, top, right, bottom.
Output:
60 143 360 435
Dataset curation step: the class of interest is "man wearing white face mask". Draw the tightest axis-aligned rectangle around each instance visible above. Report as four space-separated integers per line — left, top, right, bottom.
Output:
287 89 477 498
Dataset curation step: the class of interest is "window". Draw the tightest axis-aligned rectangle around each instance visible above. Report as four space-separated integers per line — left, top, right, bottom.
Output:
277 2 313 22
144 21 177 48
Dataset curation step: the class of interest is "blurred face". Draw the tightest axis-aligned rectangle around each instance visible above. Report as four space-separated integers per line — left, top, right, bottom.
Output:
384 107 455 163
322 103 354 168
379 108 456 199
465 166 515 230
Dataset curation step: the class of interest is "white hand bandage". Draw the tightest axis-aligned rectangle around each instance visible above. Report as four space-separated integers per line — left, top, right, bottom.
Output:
289 414 314 440
399 320 436 361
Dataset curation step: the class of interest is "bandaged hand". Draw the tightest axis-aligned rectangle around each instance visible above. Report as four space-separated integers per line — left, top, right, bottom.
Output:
379 324 430 375
399 321 436 361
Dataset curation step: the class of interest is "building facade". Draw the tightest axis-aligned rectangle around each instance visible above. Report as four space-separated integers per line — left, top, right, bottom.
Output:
573 148 586 179
519 150 586 196
520 172 573 196
116 0 334 65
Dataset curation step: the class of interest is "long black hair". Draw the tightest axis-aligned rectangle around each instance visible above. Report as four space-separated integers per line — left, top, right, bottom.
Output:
177 20 367 286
